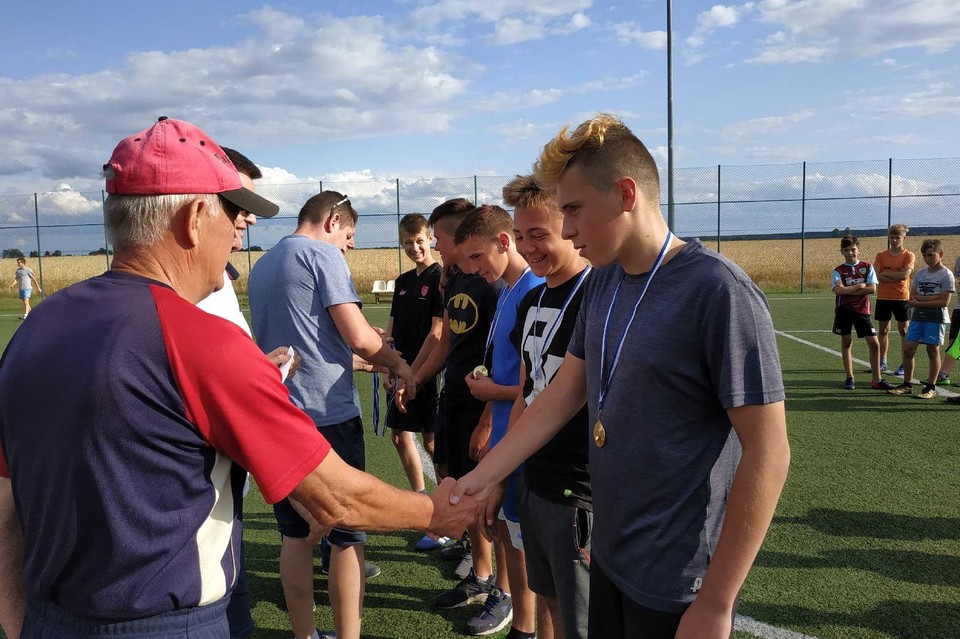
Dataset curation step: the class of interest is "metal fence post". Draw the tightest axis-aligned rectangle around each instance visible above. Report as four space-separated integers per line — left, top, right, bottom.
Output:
396 178 402 274
101 190 110 270
33 193 45 299
887 158 893 239
473 176 478 205
800 161 806 293
716 165 721 252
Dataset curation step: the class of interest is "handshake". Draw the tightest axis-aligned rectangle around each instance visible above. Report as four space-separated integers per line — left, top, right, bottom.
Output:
426 467 502 541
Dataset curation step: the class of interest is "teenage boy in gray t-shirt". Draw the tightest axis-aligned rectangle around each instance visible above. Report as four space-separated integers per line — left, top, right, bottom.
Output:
452 114 790 639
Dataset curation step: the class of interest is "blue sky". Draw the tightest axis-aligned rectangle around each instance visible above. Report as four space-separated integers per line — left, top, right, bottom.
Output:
0 0 958 248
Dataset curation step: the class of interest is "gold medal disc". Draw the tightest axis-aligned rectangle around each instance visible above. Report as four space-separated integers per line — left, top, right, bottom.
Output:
593 419 606 448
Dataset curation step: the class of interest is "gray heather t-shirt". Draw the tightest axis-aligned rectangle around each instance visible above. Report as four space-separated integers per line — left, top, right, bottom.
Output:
910 266 955 323
15 267 34 290
568 239 785 613
248 235 362 427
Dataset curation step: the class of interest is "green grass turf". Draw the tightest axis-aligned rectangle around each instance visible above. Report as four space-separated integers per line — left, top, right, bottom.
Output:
1 294 958 638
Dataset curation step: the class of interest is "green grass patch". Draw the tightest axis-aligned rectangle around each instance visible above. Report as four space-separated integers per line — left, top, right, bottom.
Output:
2 294 958 638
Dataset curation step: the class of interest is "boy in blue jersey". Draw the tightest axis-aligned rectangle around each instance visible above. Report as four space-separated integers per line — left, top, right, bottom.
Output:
453 114 790 639
455 205 544 639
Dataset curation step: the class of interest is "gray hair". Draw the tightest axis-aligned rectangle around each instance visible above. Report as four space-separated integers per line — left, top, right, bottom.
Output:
104 193 221 249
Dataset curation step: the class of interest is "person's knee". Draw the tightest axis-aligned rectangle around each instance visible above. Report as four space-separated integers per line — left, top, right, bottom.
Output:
878 322 891 336
390 429 408 450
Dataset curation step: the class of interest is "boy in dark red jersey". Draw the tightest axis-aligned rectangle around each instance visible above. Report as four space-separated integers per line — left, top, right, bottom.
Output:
832 234 894 391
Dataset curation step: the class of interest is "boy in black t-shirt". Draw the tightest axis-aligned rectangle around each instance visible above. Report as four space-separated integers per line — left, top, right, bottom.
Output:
395 199 506 630
505 175 593 639
384 214 444 550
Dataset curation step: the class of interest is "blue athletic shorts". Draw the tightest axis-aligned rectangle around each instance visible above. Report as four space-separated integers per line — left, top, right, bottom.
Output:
19 288 31 301
906 320 945 346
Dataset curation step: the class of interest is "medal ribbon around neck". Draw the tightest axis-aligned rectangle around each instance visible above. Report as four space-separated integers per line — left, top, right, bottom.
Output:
531 266 592 384
484 266 532 363
597 232 673 417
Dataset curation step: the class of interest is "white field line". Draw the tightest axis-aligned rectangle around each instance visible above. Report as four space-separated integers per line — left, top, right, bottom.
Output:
776 330 959 397
735 615 820 639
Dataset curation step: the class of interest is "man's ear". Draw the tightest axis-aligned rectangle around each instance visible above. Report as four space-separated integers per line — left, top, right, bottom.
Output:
172 197 205 249
324 212 342 234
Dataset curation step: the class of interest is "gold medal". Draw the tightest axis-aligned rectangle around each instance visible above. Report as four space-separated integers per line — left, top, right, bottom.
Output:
593 418 606 448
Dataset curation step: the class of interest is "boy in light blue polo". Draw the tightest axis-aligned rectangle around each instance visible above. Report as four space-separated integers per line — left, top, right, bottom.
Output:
9 257 41 319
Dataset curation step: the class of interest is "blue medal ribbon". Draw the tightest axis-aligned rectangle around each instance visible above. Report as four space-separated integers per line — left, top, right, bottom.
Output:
597 232 673 419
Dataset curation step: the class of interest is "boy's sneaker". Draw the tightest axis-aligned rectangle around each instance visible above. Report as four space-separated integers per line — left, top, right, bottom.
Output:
918 385 938 399
454 549 474 580
879 361 888 373
894 364 905 377
440 536 468 561
871 379 896 391
465 586 514 636
887 383 913 396
435 568 494 609
842 377 856 391
937 372 951 385
415 535 449 551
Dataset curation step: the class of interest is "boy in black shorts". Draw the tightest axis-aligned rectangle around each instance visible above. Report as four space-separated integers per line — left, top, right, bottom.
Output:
832 235 894 391
384 214 445 550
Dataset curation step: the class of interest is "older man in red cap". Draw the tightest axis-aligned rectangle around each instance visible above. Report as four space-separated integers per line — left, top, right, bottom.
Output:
0 117 476 639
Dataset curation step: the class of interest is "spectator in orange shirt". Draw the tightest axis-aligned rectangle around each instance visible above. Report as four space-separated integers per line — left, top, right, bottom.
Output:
874 224 915 376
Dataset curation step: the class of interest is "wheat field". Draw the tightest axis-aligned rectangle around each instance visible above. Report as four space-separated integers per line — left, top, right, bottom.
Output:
3 235 955 300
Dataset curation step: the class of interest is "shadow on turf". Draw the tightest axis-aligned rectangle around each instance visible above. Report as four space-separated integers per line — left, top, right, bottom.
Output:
755 549 960 587
784 393 959 412
742 600 960 639
777 509 960 541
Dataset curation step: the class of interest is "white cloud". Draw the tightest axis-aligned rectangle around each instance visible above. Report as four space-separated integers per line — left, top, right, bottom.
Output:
858 134 923 145
0 9 471 188
613 22 667 49
493 18 545 44
721 109 816 139
482 73 646 111
684 3 753 62
854 83 960 118
881 57 897 67
751 0 960 63
570 12 592 29
491 120 559 144
411 0 592 46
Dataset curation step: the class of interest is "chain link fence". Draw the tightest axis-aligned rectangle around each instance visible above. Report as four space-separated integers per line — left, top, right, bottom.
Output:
2 157 958 298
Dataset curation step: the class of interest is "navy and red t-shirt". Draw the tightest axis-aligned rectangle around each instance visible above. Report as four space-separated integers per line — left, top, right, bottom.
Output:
0 271 330 621
833 260 877 315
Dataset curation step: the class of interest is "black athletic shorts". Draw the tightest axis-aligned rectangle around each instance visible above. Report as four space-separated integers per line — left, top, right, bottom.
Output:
442 392 485 480
273 416 366 546
875 299 910 323
833 305 876 338
386 376 440 433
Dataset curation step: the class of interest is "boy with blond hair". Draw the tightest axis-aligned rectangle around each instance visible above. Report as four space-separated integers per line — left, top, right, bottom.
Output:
505 175 593 639
832 235 894 391
874 224 915 375
451 114 790 639
889 239 955 399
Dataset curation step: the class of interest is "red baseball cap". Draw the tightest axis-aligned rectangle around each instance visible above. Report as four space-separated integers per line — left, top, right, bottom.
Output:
104 116 279 218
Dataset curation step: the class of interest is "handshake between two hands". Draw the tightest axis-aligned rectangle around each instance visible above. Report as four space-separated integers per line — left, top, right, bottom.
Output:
426 470 504 542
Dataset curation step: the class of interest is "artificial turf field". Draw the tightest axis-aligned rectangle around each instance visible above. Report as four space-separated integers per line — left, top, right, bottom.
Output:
0 293 957 639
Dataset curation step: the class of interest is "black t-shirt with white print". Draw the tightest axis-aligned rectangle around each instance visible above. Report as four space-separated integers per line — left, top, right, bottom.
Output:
510 268 592 509
390 263 444 365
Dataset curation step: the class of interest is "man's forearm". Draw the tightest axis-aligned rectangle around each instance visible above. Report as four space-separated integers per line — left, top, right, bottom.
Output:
415 335 448 383
0 478 25 639
411 333 439 372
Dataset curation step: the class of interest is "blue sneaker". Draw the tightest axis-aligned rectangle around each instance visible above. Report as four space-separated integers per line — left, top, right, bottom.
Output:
894 364 905 377
843 377 856 391
466 585 513 636
415 535 449 551
880 360 888 373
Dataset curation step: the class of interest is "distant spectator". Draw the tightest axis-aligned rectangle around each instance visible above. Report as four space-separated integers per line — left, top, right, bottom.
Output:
9 257 41 320
873 224 915 375
889 239 955 399
832 235 892 391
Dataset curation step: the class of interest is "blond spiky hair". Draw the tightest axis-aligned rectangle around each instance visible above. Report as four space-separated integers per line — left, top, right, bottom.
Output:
533 113 660 204
502 174 559 216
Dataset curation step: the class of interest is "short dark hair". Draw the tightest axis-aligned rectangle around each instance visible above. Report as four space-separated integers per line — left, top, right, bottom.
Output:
298 191 358 227
840 234 859 250
921 238 943 254
454 205 512 246
399 213 430 236
428 198 474 228
220 147 263 180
